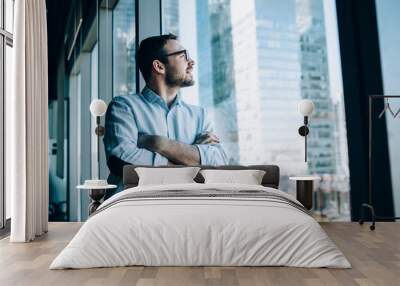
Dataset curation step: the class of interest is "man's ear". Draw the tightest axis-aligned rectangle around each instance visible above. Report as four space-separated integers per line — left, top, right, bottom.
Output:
152 60 165 75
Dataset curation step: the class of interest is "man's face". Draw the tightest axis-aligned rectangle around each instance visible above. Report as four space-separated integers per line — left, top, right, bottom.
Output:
162 40 195 87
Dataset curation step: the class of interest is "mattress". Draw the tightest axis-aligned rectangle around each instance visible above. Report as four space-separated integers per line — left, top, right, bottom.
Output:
50 183 351 269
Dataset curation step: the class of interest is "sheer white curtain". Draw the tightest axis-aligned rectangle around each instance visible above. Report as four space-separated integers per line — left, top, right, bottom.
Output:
7 0 48 242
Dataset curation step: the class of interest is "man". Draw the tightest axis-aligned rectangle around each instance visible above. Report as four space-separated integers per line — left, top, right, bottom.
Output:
104 34 228 188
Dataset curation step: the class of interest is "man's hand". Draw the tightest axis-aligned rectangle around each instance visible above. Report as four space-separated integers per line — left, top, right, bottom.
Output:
194 132 220 145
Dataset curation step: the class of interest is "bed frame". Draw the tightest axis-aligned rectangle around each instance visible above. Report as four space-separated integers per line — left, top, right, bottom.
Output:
123 165 280 190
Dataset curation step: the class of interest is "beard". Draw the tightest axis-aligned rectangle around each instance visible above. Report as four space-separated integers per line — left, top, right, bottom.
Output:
165 68 195 87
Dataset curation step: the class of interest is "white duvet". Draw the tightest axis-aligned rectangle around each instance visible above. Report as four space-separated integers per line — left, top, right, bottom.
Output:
50 183 351 269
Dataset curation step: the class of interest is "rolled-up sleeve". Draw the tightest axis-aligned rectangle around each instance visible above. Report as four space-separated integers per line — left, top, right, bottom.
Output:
196 144 228 165
195 108 229 165
103 96 168 166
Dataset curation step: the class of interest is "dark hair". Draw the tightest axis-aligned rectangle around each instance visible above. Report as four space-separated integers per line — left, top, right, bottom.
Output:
136 33 178 83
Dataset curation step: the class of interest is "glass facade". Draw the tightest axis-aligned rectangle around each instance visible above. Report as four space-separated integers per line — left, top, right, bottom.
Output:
163 0 179 36
5 0 13 33
113 0 136 96
163 0 350 220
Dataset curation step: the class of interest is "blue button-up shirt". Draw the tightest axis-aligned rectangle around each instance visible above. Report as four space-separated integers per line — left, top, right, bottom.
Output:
104 86 229 172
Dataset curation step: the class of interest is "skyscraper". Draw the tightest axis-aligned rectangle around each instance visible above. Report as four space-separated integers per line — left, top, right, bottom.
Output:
162 0 180 36
226 0 305 170
163 0 350 219
296 0 337 174
113 0 136 96
197 0 240 163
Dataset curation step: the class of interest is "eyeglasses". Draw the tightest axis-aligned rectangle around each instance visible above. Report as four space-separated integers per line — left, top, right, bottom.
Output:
162 49 190 61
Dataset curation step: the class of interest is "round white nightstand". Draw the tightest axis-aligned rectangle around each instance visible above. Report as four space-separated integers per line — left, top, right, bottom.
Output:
289 176 321 210
77 183 117 215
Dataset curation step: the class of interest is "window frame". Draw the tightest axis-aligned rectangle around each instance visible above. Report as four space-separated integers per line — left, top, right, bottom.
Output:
1 0 13 233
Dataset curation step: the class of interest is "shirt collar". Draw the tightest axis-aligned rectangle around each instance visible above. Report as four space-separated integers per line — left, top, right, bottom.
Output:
141 86 182 108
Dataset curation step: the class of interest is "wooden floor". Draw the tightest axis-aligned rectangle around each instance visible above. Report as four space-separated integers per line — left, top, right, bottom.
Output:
0 222 399 286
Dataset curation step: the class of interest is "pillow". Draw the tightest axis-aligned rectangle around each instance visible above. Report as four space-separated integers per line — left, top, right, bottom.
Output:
135 167 201 186
200 169 266 185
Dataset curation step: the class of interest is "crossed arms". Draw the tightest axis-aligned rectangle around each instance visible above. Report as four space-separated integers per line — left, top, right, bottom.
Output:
104 97 228 176
137 132 221 165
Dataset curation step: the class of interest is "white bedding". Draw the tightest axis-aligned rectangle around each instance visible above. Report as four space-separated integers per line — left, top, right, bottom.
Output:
50 183 351 269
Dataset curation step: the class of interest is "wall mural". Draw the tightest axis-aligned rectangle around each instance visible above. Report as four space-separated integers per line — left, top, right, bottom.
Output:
49 0 350 222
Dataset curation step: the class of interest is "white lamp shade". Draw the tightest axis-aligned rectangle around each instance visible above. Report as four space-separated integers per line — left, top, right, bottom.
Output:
298 99 315 116
90 99 107 117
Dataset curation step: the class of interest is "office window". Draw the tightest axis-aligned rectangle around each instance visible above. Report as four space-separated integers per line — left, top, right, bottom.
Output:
1 0 14 228
91 43 98 179
4 44 12 220
5 0 14 33
113 0 136 96
0 38 3 228
162 0 350 220
376 0 400 216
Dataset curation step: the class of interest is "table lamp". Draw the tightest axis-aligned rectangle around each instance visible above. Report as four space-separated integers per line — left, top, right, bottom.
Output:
298 99 315 162
89 99 107 176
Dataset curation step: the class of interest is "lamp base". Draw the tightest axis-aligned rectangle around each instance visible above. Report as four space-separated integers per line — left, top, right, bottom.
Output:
95 126 105 136
298 126 309 136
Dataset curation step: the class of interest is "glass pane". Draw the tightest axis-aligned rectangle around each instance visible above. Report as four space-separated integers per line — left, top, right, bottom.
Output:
5 0 14 33
0 0 2 29
0 40 3 227
162 0 179 36
5 44 13 219
376 0 400 216
162 0 350 220
113 0 136 96
91 43 98 180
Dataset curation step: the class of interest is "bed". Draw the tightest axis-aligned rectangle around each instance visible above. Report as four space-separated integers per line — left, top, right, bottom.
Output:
50 165 350 269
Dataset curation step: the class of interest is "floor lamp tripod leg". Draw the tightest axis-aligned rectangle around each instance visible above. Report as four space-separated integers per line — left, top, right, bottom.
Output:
359 205 365 225
359 203 376 230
